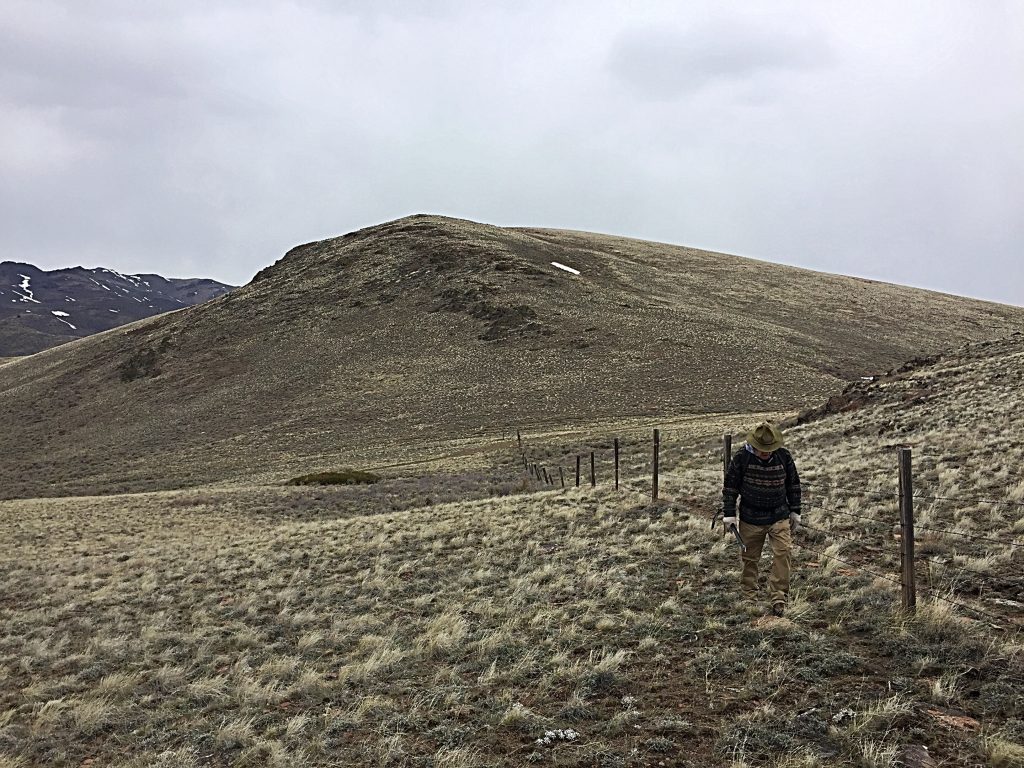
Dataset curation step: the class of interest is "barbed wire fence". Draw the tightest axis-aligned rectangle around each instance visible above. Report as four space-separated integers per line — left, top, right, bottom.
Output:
515 427 1023 631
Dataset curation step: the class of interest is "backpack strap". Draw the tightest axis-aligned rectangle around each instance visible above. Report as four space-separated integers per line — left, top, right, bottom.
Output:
733 447 751 480
722 448 751 517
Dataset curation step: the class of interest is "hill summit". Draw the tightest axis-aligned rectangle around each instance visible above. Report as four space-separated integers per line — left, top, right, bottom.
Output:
1 214 1022 498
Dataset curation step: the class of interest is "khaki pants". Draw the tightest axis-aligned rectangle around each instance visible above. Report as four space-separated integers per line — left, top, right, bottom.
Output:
738 519 792 603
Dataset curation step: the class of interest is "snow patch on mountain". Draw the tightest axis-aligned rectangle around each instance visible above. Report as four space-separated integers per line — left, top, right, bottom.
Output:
14 275 41 303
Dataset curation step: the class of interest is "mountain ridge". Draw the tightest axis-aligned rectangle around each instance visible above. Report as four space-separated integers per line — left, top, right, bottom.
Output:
0 261 234 355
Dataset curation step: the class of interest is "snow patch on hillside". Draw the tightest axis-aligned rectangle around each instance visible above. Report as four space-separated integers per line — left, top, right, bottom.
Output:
551 262 581 276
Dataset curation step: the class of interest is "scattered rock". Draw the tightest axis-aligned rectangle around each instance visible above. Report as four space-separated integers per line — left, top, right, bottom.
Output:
898 744 937 767
535 728 579 746
832 708 855 724
926 708 981 731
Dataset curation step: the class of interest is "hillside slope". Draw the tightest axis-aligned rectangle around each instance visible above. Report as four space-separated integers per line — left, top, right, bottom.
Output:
1 336 1022 766
0 262 233 355
1 214 1022 499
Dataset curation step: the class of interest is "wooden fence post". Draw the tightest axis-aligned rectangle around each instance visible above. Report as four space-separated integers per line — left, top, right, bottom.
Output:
614 437 620 490
575 455 581 488
558 467 565 487
542 467 551 486
590 452 596 488
518 430 527 470
899 447 917 612
652 428 660 502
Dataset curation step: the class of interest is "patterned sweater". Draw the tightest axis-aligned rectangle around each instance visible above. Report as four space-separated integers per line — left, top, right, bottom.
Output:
722 445 801 525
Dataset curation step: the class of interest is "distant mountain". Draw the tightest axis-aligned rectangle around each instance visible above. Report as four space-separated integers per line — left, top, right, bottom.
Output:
0 262 234 355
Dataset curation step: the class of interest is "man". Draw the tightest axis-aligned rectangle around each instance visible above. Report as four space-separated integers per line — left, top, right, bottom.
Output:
721 421 801 616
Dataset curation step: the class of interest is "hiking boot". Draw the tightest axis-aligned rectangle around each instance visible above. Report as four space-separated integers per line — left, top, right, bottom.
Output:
771 602 785 617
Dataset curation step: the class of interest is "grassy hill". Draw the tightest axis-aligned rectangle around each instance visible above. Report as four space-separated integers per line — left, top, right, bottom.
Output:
1 214 1022 500
1 334 1022 767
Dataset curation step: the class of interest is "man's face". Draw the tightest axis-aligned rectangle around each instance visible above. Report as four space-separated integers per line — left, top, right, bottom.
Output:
753 448 773 460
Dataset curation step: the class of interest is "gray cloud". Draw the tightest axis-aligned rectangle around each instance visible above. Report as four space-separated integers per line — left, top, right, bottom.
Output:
607 18 833 100
0 1 1021 305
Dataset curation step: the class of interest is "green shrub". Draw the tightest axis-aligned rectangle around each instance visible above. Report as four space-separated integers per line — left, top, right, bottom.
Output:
119 348 161 381
119 338 172 382
287 470 381 486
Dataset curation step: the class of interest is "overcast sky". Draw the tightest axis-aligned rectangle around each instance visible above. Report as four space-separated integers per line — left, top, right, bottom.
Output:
2 1 1022 305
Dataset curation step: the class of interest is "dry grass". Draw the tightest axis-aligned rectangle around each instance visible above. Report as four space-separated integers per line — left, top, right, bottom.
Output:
1 271 1023 764
2 413 1021 767
1 486 710 765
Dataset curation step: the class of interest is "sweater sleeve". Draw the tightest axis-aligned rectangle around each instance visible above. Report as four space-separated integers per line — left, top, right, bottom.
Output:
722 452 744 516
784 451 802 515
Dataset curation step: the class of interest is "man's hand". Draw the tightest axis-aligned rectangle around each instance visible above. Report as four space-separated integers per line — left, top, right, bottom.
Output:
722 516 738 531
789 513 801 534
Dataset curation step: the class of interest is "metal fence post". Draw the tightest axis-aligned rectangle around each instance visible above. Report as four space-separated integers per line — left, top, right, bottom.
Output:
899 447 917 612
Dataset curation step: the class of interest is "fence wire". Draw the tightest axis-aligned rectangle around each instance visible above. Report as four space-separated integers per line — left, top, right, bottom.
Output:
812 503 895 527
911 492 1024 510
918 556 1019 585
914 583 1021 629
792 539 904 588
795 539 1020 631
801 522 889 547
805 485 898 503
913 523 1023 549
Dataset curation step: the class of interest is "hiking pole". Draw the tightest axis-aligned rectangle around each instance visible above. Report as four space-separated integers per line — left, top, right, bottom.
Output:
711 513 746 552
729 523 747 553
711 511 728 538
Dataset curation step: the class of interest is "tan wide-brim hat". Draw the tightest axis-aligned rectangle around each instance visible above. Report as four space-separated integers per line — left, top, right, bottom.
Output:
747 421 784 453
